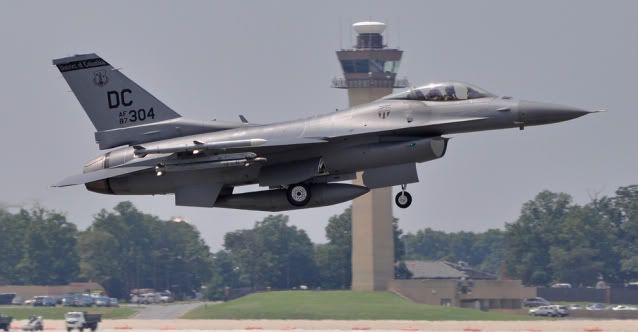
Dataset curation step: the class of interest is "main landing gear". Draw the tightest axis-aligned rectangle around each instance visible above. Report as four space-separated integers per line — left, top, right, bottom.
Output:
286 183 311 206
395 184 412 209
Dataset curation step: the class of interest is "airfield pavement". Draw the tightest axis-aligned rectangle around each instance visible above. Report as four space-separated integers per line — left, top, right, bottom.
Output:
7 319 638 332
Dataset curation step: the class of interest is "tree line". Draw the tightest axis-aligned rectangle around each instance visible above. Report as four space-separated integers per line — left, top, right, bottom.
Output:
0 202 213 299
504 185 638 287
1 184 636 298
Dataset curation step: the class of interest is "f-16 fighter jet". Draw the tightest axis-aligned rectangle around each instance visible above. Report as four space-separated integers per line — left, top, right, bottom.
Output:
53 54 598 211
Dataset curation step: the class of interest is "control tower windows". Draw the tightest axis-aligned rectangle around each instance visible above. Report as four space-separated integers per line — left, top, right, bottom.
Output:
340 59 400 74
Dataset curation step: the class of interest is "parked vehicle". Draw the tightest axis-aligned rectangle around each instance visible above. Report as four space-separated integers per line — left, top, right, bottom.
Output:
586 303 609 310
159 291 174 303
528 305 559 317
550 283 572 288
549 305 569 317
22 315 43 331
94 297 110 307
626 281 638 289
74 295 94 307
568 304 583 310
33 297 56 307
133 293 161 305
612 305 638 311
0 314 12 332
10 297 24 306
523 297 551 307
109 299 119 307
64 312 101 332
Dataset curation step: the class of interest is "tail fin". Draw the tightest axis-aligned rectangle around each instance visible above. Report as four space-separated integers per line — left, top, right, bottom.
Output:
53 53 180 131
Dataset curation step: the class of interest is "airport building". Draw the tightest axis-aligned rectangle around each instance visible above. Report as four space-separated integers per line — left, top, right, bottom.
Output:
389 261 535 309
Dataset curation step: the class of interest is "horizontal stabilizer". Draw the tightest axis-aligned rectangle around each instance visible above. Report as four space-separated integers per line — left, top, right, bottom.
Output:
53 166 151 187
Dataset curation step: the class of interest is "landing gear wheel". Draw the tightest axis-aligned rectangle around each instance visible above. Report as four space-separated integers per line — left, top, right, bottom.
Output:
287 183 311 206
395 191 412 208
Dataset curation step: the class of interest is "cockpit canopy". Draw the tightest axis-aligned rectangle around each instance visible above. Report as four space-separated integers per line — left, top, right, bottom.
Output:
383 82 495 102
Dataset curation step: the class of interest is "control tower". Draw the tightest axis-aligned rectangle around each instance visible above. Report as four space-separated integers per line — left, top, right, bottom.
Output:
332 22 407 291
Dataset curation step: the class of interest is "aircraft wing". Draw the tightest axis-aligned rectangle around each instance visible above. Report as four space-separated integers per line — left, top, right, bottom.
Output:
53 166 151 187
55 137 327 187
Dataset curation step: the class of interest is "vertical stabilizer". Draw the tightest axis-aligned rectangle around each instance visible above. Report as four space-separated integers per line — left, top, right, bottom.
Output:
53 53 181 131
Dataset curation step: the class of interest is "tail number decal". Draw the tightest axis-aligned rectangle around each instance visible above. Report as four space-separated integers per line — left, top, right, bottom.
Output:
119 108 155 124
108 89 155 124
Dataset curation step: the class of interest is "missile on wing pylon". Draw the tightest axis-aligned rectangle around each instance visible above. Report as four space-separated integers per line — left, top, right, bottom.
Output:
215 183 369 212
133 138 267 157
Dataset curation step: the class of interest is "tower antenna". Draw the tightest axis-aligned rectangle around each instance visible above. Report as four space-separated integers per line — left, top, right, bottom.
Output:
339 17 343 49
398 18 401 48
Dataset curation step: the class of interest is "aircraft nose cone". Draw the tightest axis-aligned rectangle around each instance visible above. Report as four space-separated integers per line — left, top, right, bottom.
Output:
518 101 591 125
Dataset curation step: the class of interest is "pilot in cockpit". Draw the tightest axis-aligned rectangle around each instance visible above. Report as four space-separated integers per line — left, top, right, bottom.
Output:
425 88 443 101
444 85 457 101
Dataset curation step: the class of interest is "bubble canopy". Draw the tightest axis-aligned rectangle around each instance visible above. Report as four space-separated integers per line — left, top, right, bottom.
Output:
382 82 495 102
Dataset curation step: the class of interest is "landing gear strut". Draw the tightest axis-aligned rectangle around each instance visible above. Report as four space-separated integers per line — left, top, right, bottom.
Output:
395 184 412 209
286 183 311 207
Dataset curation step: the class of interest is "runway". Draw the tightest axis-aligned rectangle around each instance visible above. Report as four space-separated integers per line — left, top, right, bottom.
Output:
7 319 638 332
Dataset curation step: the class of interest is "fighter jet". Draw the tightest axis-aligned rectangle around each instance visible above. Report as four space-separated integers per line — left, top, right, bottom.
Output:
53 54 597 211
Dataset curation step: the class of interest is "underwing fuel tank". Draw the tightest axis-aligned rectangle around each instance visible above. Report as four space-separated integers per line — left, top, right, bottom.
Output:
214 183 370 212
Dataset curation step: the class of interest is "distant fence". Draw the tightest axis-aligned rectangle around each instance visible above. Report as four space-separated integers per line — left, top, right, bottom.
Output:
538 287 638 304
611 288 638 304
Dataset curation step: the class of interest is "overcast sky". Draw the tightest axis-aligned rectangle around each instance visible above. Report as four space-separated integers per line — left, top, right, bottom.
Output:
0 1 636 250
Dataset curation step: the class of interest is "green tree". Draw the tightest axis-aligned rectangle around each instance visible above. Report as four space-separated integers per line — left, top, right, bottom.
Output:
403 228 450 261
316 207 352 289
15 208 79 285
223 215 318 289
394 261 413 279
79 201 212 297
504 191 573 285
0 208 28 284
607 185 638 282
402 228 504 275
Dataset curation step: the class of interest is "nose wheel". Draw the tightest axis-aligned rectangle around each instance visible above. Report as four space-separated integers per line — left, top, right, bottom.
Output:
395 184 412 209
286 183 311 207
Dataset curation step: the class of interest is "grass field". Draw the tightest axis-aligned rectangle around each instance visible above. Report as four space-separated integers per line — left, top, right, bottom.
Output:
0 306 137 320
183 291 536 320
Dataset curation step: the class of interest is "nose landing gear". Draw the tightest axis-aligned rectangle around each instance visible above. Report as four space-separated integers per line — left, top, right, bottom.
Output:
395 184 412 209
